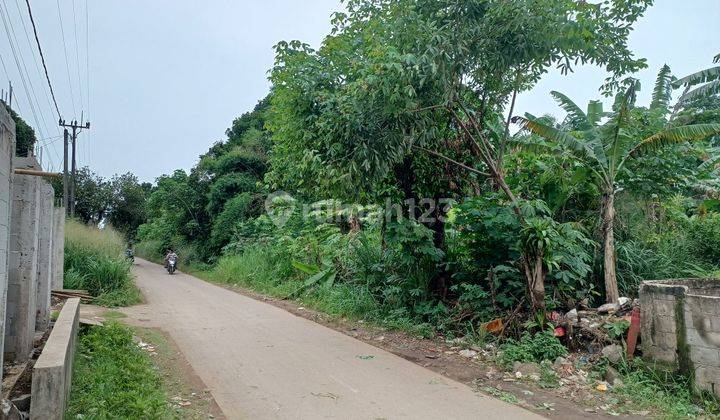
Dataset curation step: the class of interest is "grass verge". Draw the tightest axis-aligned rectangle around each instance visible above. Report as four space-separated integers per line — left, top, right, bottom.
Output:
65 322 172 419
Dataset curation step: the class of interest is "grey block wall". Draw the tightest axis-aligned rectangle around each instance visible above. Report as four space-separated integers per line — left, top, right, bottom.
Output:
5 156 41 362
35 181 54 331
0 105 15 377
30 298 79 420
640 279 720 397
51 207 65 291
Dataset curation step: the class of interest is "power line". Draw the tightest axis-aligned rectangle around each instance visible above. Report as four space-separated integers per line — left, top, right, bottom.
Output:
83 0 90 166
55 0 76 117
23 0 62 120
71 0 82 111
13 0 61 170
0 0 57 171
0 0 47 142
14 0 60 133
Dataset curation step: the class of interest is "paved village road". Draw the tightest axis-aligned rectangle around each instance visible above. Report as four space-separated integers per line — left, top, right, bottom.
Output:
124 258 544 420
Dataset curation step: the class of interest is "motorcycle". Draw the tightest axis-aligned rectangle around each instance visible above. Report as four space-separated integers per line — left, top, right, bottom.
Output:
125 248 135 264
166 255 178 275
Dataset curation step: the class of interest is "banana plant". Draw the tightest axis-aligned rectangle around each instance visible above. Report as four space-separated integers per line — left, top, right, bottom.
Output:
672 53 720 107
513 81 720 303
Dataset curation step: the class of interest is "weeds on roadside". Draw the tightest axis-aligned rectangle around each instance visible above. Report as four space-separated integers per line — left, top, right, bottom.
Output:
497 331 567 368
65 322 171 419
610 359 720 418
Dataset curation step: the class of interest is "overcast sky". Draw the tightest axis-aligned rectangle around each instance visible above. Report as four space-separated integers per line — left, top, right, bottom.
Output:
1 0 718 182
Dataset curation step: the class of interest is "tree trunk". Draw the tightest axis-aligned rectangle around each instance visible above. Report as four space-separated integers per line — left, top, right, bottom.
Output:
523 253 546 311
602 191 619 303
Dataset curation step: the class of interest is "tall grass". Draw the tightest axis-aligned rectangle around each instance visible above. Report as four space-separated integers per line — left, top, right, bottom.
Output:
64 219 141 306
199 244 437 335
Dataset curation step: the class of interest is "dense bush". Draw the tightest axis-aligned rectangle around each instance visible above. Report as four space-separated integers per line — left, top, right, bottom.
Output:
64 220 140 306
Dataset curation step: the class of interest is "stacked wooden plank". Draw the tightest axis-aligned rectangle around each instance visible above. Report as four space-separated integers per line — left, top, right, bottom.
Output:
51 289 93 302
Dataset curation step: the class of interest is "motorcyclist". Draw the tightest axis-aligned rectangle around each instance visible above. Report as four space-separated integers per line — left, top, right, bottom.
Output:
164 249 178 269
125 245 134 262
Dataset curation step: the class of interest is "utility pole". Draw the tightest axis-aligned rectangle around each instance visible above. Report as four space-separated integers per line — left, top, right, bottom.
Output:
62 128 69 211
58 118 90 217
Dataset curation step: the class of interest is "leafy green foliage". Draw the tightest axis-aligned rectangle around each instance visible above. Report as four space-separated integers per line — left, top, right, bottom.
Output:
2 101 37 156
497 331 567 368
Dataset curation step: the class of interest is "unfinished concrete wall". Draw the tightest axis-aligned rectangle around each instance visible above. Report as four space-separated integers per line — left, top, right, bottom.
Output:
640 278 720 397
35 181 54 331
30 298 79 420
0 105 15 377
5 157 41 362
50 207 64 291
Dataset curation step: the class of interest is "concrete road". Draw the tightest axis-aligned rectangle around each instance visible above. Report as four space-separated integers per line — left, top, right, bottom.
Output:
125 258 543 419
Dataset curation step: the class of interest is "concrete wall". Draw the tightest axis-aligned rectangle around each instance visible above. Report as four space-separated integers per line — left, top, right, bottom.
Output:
640 279 720 397
0 105 15 378
5 157 41 362
35 181 54 331
50 207 64 291
29 298 79 420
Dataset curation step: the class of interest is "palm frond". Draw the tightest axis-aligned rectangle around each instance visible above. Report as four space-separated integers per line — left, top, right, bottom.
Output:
650 64 673 112
587 100 605 126
672 66 720 89
512 116 595 161
678 80 720 103
698 149 720 172
550 91 591 130
606 82 638 162
629 124 720 156
506 137 557 155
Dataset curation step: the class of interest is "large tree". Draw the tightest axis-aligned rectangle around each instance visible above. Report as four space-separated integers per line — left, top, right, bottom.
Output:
268 0 653 309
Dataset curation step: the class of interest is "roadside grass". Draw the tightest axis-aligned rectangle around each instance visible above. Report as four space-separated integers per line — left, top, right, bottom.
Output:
609 360 720 418
189 248 445 339
65 322 172 419
64 219 141 307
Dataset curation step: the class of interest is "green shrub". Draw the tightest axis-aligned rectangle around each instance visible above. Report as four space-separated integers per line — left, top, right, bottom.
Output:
498 331 567 368
65 322 170 418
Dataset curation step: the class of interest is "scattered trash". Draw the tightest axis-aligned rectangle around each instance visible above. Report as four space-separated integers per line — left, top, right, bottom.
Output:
458 349 478 358
598 302 619 314
535 402 555 411
596 382 608 392
601 344 623 365
484 318 503 333
565 308 578 323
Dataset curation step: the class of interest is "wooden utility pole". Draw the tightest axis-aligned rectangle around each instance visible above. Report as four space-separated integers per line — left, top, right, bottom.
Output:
59 119 90 217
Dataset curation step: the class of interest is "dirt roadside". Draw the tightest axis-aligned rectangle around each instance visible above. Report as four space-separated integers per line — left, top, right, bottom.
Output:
202 280 646 419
